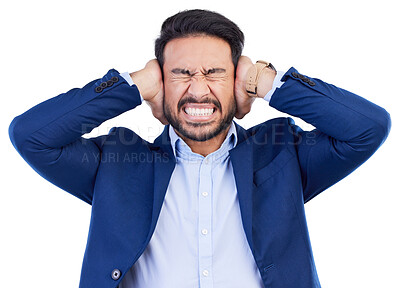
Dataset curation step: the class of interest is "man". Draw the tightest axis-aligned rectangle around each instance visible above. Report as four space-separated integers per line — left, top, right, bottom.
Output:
9 9 390 288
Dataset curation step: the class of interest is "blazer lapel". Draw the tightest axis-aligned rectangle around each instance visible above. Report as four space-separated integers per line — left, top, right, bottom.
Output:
229 123 254 252
146 125 176 243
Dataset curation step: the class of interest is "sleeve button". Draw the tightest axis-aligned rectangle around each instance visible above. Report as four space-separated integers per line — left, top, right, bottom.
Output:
107 80 114 87
111 76 119 83
95 86 103 93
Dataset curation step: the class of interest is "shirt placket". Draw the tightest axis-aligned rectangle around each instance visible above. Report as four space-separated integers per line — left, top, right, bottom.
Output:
198 156 213 288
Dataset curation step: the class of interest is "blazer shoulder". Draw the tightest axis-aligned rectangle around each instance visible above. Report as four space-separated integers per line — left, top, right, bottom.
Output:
96 126 152 152
248 117 302 139
249 117 302 171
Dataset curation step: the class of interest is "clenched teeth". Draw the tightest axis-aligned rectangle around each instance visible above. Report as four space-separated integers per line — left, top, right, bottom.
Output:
184 107 214 116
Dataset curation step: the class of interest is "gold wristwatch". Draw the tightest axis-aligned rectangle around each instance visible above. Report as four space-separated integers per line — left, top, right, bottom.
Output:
246 60 276 96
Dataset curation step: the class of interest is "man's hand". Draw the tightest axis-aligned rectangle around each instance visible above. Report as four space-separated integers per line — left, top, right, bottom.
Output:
130 60 168 125
234 56 256 119
234 56 276 119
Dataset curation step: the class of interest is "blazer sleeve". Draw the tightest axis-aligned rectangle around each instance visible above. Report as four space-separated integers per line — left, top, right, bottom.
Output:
269 67 391 203
8 69 142 205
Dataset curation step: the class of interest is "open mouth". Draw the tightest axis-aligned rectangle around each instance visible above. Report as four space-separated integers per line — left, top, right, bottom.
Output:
182 103 217 122
184 107 215 117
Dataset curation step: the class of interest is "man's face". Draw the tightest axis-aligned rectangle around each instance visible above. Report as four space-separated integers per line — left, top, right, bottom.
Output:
163 35 236 142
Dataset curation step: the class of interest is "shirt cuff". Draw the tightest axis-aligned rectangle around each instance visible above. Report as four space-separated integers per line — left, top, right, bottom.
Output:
263 70 286 102
120 72 144 103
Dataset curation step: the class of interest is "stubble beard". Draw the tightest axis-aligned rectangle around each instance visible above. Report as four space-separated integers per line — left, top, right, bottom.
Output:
163 96 237 142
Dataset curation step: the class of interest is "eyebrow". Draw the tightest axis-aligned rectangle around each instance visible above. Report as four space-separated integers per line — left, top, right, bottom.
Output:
171 68 226 75
206 68 226 74
171 68 192 75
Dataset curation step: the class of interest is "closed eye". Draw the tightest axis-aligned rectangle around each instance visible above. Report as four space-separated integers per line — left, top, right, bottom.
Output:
171 68 192 76
170 67 227 81
204 68 227 80
170 68 192 81
205 68 226 75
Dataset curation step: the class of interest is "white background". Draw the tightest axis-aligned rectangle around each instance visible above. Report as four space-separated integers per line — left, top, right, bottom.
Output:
1 0 399 287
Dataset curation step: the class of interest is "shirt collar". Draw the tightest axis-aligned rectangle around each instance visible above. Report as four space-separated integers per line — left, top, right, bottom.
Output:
169 123 238 160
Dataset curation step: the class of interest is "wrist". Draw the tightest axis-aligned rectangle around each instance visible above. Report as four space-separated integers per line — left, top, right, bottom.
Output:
256 68 276 98
130 70 160 101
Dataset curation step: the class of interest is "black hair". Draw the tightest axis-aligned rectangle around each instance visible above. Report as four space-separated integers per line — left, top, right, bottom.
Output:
155 9 244 69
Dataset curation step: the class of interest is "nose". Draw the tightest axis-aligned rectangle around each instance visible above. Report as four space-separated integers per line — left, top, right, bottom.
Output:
188 75 210 98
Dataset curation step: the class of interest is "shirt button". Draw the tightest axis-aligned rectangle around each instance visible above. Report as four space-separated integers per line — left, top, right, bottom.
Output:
202 270 209 277
111 269 121 280
201 229 208 235
202 191 209 197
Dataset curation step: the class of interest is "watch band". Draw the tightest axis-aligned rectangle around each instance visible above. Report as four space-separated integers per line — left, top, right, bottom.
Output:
246 60 276 96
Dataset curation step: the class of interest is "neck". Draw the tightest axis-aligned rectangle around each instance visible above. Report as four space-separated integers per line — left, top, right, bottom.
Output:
175 126 231 157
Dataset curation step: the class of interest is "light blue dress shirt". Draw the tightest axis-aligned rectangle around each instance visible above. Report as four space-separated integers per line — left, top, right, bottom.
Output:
118 70 285 287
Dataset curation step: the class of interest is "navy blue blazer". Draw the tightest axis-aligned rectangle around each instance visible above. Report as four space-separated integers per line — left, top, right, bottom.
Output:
9 68 390 288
